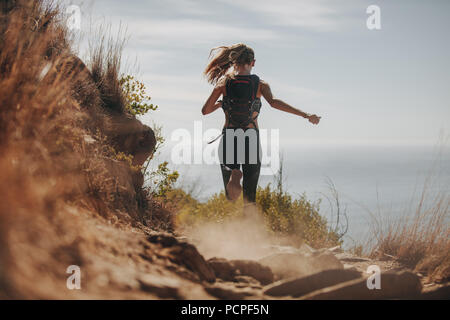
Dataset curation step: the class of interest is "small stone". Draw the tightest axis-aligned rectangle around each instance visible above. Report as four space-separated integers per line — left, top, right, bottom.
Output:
264 269 362 297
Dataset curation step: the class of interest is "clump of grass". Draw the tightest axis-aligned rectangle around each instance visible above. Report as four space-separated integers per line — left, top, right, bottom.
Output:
87 24 127 114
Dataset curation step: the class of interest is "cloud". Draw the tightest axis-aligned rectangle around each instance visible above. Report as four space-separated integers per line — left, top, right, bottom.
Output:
221 0 345 31
142 74 207 104
102 17 280 48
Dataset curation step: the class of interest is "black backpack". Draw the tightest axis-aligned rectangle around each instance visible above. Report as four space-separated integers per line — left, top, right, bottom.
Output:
222 74 262 128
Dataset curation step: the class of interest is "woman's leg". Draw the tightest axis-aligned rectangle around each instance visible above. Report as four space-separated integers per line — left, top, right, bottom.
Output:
220 164 241 200
242 128 261 203
219 128 243 200
242 163 261 203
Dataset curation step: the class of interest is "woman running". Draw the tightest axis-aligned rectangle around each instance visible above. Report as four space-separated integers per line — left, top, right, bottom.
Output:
202 43 321 204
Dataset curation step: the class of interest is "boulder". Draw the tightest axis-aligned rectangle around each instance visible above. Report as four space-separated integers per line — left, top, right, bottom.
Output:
207 258 274 285
264 269 362 297
335 253 371 263
137 273 213 300
300 270 422 300
208 258 236 281
327 246 342 253
147 233 215 283
57 54 157 168
419 285 450 300
169 241 216 283
343 264 358 271
108 113 156 167
205 282 262 300
297 244 317 255
433 265 450 284
233 275 262 287
258 251 343 280
230 260 274 285
137 273 182 299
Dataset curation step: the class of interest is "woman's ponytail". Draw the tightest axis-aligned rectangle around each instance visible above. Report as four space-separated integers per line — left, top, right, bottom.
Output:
204 43 255 84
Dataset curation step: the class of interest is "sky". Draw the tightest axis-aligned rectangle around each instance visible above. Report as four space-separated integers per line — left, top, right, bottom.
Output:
60 0 450 242
69 0 450 147
67 0 450 179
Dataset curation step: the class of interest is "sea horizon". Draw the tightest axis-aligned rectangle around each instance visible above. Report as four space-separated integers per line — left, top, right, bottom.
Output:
152 140 450 246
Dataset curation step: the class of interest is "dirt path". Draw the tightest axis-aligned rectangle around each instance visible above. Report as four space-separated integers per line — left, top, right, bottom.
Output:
2 200 448 300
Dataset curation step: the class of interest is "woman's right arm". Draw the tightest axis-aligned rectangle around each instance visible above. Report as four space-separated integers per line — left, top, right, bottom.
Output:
260 81 321 125
202 85 224 115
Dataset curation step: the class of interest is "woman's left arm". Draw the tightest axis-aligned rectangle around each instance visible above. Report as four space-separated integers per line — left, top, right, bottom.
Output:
202 85 224 115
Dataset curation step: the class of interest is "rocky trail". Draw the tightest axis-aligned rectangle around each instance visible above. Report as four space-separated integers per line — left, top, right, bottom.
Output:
13 204 445 300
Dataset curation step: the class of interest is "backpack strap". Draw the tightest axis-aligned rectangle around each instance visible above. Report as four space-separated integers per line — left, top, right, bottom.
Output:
250 75 260 100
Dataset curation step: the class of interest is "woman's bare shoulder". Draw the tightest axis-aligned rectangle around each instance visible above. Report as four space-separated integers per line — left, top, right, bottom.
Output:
259 79 271 92
259 79 270 87
212 77 225 93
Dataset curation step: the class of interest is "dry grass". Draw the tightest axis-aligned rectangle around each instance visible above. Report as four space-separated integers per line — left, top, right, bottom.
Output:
367 145 450 282
87 25 127 114
0 0 171 297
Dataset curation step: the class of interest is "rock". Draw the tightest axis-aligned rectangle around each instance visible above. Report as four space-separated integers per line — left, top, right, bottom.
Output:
258 252 343 280
343 264 358 271
230 260 274 285
419 285 450 300
148 233 216 283
300 270 422 300
169 241 216 283
327 246 342 253
335 253 371 263
137 274 181 299
297 244 317 255
264 269 363 297
208 258 236 281
146 232 178 247
138 273 213 300
265 245 301 255
313 252 344 269
58 54 156 168
108 113 156 167
433 265 450 284
207 258 274 285
233 275 262 287
205 282 261 300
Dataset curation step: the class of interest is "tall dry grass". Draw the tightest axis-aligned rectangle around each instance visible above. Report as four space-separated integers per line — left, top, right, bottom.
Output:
87 25 127 114
367 144 450 282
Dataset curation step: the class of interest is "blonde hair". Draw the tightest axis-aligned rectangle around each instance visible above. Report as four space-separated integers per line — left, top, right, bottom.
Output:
204 43 255 84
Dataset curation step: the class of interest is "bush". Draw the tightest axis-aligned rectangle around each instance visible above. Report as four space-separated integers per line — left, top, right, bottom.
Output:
120 75 158 116
173 183 342 248
118 74 179 198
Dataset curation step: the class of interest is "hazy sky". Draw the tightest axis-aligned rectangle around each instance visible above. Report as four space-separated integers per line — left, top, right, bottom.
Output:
73 0 449 148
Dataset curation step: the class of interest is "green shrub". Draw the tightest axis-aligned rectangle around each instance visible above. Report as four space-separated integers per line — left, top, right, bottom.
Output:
120 75 158 115
119 75 179 197
173 184 342 248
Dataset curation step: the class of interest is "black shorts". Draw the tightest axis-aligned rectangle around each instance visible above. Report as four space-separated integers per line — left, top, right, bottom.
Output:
218 128 261 203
